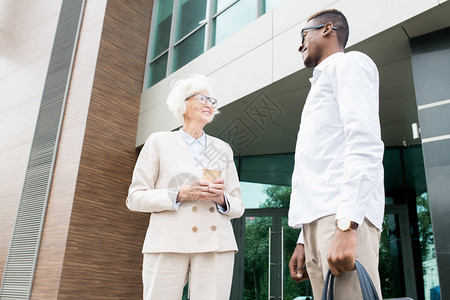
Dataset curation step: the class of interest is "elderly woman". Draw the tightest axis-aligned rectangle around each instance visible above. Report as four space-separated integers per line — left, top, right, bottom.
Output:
126 74 244 300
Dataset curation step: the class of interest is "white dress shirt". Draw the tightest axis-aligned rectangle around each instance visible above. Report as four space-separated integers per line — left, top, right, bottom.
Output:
288 52 385 244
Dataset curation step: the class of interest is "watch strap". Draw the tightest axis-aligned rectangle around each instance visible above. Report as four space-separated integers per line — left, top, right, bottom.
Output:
349 221 359 230
336 219 359 231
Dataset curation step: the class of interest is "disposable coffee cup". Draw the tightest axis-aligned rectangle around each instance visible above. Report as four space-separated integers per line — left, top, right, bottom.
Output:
201 169 222 182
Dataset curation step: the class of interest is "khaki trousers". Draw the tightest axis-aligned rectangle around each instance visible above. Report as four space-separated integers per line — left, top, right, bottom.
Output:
303 215 382 300
142 251 235 300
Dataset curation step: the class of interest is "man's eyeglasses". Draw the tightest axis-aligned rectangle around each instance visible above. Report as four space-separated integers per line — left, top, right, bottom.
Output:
185 94 218 108
301 24 338 44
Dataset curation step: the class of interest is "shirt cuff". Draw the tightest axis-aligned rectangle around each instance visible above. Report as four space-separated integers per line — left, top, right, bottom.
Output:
217 195 230 214
297 230 304 244
336 202 365 225
172 191 182 211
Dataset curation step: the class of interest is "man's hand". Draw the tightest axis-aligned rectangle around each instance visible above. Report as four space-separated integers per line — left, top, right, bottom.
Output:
289 243 309 283
326 228 357 276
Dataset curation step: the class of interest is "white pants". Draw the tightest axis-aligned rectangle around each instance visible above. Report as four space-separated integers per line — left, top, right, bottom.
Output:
142 251 235 300
303 215 382 300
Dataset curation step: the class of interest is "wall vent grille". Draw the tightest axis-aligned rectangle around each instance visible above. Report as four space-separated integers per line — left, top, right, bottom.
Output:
0 0 85 298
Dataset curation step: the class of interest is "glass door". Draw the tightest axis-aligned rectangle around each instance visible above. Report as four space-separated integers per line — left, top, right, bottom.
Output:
381 204 417 299
232 208 312 300
232 205 420 300
231 181 426 299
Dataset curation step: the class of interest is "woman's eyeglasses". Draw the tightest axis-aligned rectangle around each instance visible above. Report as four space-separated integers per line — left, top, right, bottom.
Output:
185 94 218 108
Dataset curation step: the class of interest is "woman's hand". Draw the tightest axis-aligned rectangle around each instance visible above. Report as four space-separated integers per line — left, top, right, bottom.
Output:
198 178 226 207
176 184 203 202
176 178 226 206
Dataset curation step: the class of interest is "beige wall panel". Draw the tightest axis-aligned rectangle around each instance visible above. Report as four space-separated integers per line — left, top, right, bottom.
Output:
0 56 50 112
0 1 61 79
272 24 305 84
0 0 63 283
0 144 30 280
333 0 439 46
272 0 335 36
0 97 40 153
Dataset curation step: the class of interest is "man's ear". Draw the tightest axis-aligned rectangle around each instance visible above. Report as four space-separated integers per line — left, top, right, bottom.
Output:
322 22 334 37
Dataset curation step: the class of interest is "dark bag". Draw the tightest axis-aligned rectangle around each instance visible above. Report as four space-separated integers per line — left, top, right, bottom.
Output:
321 260 414 300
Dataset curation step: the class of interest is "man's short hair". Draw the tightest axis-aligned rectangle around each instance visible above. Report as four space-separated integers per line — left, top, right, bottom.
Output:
308 9 349 48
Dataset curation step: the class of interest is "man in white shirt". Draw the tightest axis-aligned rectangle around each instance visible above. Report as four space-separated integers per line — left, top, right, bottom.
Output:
288 9 385 299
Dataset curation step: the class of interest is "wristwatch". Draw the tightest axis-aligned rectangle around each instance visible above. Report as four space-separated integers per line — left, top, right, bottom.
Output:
336 218 358 232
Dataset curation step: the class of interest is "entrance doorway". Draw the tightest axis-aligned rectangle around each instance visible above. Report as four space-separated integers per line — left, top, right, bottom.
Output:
232 208 312 300
228 145 438 299
231 204 421 300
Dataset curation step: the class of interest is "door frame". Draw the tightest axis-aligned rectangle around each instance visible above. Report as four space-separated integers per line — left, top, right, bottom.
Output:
384 204 417 299
231 208 289 300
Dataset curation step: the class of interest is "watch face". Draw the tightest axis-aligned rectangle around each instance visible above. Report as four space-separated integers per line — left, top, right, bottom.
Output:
337 218 351 231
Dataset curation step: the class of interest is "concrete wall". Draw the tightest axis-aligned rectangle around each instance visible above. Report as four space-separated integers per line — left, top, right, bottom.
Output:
411 26 450 300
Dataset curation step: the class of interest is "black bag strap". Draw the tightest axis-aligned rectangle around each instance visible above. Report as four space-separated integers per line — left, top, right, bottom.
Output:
355 260 380 299
321 266 332 300
321 260 380 300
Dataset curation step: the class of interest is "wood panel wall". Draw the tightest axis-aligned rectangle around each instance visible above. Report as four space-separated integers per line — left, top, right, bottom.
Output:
56 0 153 298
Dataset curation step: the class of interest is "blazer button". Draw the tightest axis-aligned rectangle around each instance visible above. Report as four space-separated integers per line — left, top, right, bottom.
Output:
209 207 215 213
211 225 217 231
192 206 197 212
192 226 198 232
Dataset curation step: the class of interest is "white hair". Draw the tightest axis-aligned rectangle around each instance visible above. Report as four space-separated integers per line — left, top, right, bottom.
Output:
166 74 219 123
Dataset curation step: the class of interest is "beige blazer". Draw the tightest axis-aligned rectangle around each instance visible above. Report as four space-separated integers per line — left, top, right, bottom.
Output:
126 131 245 253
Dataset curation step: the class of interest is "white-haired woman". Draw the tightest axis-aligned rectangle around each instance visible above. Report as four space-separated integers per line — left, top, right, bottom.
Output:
126 74 244 300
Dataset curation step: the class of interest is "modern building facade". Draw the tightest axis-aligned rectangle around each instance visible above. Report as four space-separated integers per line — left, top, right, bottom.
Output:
1 0 449 299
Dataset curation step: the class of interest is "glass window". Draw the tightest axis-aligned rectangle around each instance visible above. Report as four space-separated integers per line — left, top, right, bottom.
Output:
172 26 206 72
148 52 168 87
150 0 174 60
214 0 237 14
264 0 286 13
240 182 269 208
212 0 258 46
175 0 207 42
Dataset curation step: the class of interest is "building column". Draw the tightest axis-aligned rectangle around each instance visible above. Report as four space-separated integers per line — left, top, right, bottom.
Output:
410 26 450 300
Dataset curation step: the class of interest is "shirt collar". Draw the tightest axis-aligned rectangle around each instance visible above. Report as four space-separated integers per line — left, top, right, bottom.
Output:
179 128 206 146
310 52 345 84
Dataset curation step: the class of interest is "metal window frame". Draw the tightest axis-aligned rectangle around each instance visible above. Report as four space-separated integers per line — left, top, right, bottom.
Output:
166 0 179 77
144 0 178 89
